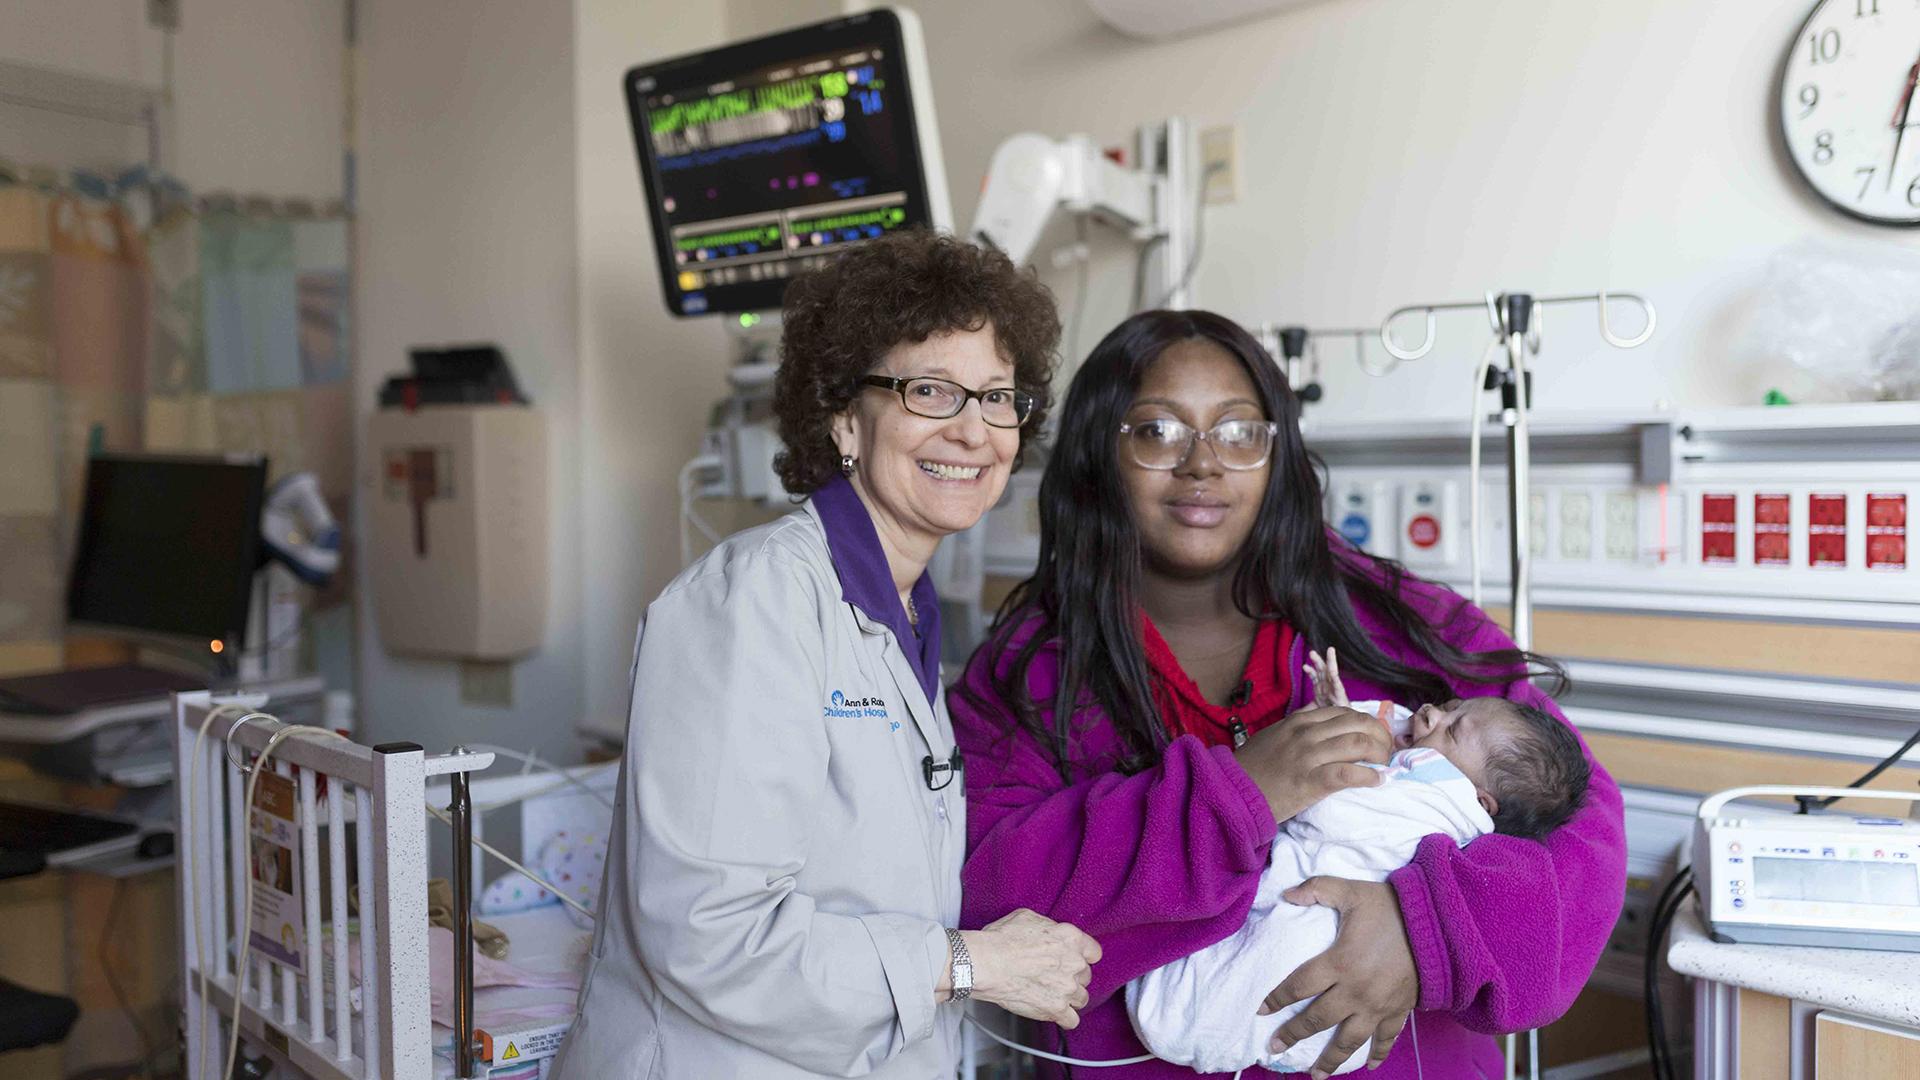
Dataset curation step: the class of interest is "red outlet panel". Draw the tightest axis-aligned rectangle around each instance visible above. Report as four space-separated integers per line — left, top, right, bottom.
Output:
1702 493 1737 564
1754 493 1790 565
1407 514 1440 550
1809 494 1846 526
1868 493 1907 528
1867 493 1908 571
1809 493 1847 569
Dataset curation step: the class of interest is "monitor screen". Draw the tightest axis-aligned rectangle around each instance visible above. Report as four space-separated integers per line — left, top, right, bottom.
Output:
623 9 950 316
1753 856 1920 907
66 454 266 648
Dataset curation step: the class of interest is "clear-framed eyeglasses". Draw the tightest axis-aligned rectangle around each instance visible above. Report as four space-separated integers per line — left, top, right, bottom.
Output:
1117 417 1279 471
861 375 1036 429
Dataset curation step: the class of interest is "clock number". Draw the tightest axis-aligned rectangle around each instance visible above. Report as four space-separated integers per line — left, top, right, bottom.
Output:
1809 28 1842 65
1799 84 1819 117
1857 166 1878 199
1908 176 1920 208
1858 0 1880 15
1814 131 1835 164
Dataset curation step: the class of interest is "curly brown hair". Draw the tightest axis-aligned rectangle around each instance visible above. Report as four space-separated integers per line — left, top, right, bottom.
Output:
773 229 1060 495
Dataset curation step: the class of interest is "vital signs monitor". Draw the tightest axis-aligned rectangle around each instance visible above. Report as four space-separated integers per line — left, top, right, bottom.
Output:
623 9 953 316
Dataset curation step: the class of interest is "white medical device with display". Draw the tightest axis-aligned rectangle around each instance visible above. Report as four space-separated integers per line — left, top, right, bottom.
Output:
1694 785 1920 953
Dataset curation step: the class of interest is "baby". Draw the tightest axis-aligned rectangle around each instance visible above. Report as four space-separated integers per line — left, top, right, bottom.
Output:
1126 649 1591 1077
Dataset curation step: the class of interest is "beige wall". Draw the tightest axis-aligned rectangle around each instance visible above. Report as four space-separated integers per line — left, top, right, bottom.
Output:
575 0 726 734
353 0 833 747
572 0 840 731
352 0 584 754
0 0 343 198
908 0 1911 418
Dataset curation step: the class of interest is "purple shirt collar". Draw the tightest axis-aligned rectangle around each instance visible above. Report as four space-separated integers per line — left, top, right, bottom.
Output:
811 474 943 705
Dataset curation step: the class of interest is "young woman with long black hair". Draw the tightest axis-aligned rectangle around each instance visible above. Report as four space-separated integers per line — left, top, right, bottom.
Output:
950 309 1627 1079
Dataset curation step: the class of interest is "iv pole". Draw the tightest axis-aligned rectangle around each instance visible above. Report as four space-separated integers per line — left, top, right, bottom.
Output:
1257 322 1424 417
1379 290 1655 651
1379 288 1654 1080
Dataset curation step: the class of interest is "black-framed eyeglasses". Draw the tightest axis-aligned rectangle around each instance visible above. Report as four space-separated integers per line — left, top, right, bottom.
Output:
862 375 1036 429
1117 418 1279 471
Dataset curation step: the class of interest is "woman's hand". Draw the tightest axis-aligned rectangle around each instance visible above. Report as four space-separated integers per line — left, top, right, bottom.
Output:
1258 877 1418 1078
960 909 1102 1028
1235 705 1393 823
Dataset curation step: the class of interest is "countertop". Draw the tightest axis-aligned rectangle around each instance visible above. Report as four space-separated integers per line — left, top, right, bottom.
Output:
1668 904 1920 1028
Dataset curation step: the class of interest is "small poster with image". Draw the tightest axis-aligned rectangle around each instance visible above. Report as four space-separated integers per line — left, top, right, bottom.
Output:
248 771 305 972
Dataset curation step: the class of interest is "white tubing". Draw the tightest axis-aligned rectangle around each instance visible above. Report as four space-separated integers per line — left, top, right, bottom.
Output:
1468 339 1500 608
960 1006 1425 1075
424 803 596 921
459 744 615 811
224 723 353 1080
186 703 250 1079
678 456 723 567
961 1012 1155 1067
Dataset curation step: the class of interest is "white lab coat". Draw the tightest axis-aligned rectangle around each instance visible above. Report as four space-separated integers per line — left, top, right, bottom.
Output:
550 501 965 1079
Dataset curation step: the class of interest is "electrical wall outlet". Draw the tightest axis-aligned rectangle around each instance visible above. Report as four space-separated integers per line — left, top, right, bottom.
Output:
1605 490 1639 560
1199 124 1238 205
1559 491 1593 560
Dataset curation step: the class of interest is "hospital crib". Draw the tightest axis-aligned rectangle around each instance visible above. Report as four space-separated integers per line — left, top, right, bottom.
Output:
170 689 611 1080
170 689 1036 1080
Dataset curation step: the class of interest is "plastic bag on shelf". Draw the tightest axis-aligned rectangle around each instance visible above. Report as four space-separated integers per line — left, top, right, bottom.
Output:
1744 239 1920 401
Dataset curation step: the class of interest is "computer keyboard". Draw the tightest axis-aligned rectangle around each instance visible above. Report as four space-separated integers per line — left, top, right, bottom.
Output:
0 664 207 715
0 800 139 855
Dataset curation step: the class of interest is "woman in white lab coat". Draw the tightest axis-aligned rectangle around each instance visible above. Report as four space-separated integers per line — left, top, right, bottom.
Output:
552 230 1100 1080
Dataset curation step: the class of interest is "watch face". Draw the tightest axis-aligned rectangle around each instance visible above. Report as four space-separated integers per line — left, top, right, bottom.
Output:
1781 0 1920 225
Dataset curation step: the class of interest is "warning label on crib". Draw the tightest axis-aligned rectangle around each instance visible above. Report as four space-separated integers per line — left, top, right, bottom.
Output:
247 772 306 972
481 1022 569 1066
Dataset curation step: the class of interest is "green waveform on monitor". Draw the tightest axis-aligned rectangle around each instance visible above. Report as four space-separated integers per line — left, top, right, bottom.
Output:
675 224 784 253
651 70 855 134
791 206 909 235
649 90 753 135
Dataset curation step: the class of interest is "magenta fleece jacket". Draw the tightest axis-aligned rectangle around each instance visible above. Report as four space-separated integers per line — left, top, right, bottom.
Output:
948 559 1627 1079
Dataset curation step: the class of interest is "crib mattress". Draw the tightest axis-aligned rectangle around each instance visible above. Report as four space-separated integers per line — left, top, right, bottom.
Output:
432 905 591 1079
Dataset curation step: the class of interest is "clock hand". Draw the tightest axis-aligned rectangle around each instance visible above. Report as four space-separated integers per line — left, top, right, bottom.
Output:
1888 55 1920 192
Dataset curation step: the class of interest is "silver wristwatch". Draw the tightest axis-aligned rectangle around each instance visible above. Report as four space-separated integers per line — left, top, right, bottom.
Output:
945 928 973 1001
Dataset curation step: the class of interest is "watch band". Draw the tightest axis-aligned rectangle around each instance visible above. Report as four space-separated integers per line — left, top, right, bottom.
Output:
945 927 973 1001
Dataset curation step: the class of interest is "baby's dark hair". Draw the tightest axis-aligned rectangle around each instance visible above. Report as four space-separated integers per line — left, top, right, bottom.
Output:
1481 702 1591 840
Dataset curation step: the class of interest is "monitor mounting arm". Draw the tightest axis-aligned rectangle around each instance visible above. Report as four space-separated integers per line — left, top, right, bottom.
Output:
969 119 1195 308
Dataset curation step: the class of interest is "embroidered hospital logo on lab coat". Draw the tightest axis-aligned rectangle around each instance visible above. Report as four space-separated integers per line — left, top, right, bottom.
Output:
824 690 891 723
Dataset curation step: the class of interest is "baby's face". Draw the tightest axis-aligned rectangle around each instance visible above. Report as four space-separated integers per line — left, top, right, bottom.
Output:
1403 698 1510 809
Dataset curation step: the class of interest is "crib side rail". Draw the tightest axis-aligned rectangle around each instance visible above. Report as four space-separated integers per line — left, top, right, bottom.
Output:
371 739 431 1078
172 691 493 1080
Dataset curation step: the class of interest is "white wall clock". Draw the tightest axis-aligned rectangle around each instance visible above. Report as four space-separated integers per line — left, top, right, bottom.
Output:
1781 0 1920 225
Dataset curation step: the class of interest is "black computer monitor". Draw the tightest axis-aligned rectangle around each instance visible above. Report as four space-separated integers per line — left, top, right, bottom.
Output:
623 8 953 317
65 453 267 651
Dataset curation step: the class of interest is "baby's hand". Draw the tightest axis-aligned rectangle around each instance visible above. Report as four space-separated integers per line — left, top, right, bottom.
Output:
1304 648 1349 708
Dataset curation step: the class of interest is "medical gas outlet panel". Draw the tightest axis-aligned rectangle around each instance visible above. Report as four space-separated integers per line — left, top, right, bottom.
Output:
1321 461 1920 618
1308 405 1920 608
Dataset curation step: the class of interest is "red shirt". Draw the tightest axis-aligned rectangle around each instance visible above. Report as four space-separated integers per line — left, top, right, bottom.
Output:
1140 614 1297 749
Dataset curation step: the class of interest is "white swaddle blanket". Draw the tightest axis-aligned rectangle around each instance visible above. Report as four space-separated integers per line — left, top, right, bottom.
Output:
1126 703 1493 1075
